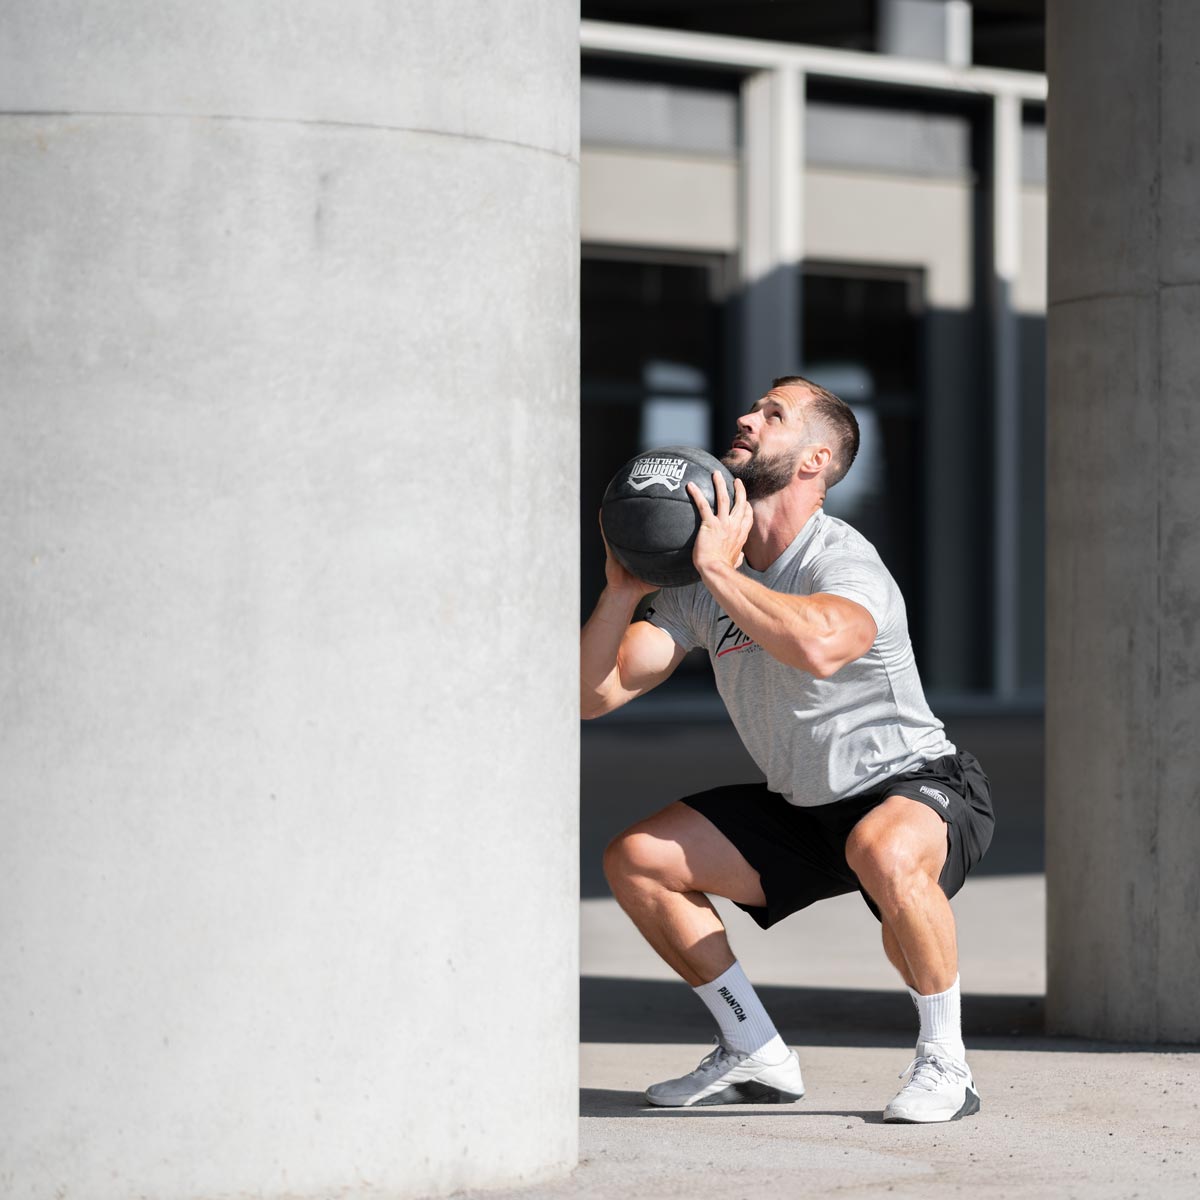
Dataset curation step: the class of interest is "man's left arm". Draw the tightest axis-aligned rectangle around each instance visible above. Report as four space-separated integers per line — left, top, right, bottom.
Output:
687 476 877 678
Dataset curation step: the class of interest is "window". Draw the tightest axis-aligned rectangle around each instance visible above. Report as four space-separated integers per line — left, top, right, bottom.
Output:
803 265 926 662
581 250 731 619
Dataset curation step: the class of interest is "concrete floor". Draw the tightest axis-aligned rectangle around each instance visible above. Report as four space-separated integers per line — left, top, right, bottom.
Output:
458 715 1200 1199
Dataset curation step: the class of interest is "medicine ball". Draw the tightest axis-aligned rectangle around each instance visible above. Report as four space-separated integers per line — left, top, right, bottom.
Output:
600 446 736 588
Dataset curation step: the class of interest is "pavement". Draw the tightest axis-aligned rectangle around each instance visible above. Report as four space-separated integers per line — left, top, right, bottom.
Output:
459 713 1200 1199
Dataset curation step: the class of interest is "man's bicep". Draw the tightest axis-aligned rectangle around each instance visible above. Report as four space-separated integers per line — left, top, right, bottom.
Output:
617 619 689 697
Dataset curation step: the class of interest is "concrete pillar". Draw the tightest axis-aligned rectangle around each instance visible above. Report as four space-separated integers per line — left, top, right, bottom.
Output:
879 0 973 67
0 3 579 1197
991 91 1023 699
740 66 804 393
1046 0 1200 1041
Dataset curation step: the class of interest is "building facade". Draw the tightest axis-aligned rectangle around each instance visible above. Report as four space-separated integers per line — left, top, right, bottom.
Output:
579 7 1047 708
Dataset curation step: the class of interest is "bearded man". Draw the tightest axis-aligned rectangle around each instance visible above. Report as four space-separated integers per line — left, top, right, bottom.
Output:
580 376 994 1123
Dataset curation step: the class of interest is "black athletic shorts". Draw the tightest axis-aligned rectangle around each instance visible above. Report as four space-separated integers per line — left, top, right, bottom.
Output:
681 750 994 929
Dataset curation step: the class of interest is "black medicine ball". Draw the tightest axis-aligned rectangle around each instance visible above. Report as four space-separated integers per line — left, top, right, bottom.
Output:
601 446 736 588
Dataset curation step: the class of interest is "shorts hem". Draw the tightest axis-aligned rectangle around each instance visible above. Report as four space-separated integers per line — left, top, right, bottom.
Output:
677 750 994 930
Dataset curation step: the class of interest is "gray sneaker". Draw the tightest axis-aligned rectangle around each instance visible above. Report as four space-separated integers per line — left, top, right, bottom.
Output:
644 1039 806 1108
882 1042 981 1123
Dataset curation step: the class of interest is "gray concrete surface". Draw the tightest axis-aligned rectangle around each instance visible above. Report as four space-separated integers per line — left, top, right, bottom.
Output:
1046 0 1200 1041
0 3 578 1198
449 716 1199 1199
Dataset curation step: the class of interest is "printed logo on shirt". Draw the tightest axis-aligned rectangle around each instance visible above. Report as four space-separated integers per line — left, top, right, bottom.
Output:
919 785 950 809
715 613 758 658
718 986 748 1022
626 456 688 492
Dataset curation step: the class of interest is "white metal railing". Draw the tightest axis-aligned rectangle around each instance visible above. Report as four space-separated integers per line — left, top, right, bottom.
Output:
581 20 1046 101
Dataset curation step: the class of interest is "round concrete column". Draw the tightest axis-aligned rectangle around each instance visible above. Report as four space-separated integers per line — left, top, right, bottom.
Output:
1046 0 1200 1041
0 3 579 1196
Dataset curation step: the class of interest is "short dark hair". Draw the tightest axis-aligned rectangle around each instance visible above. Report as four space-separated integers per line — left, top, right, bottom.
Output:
770 375 860 488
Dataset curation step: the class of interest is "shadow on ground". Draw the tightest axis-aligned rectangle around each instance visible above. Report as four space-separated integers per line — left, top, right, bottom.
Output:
581 976 1198 1060
582 975 1043 1046
578 1087 883 1121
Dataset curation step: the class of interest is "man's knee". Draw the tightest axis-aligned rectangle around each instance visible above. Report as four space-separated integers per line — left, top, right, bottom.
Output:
845 825 930 907
603 824 683 892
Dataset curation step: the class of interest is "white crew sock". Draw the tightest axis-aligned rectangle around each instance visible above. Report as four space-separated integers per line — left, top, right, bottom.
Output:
908 974 965 1062
693 961 788 1060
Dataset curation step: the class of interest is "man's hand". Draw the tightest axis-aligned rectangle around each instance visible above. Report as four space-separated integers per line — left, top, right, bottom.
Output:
687 472 754 580
599 512 659 599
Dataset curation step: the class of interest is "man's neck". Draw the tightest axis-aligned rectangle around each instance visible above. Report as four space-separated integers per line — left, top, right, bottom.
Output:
743 485 825 572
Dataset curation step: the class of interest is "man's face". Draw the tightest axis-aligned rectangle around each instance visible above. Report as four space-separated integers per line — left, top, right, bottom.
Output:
721 385 811 501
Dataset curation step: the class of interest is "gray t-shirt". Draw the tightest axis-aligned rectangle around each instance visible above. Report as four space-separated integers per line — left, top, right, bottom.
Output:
647 509 954 807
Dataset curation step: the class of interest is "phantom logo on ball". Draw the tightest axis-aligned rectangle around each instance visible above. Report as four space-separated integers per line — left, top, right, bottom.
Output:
627 455 689 492
601 446 735 589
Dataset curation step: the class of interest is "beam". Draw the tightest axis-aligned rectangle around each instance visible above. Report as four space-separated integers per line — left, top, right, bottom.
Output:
582 19 1047 101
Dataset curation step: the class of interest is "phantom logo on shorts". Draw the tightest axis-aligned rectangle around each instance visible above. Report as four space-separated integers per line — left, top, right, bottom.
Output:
627 456 688 492
919 785 950 809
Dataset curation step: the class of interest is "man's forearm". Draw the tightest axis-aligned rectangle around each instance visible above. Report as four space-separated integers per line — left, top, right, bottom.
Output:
698 561 844 676
580 585 644 715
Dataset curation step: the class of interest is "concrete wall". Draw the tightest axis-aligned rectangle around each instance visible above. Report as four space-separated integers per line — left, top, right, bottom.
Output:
0 3 580 1196
581 147 738 250
582 75 739 156
579 150 977 301
804 170 972 308
1046 0 1200 1041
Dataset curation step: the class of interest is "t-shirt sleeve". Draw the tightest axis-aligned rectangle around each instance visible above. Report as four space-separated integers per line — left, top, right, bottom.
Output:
644 585 703 652
807 552 891 633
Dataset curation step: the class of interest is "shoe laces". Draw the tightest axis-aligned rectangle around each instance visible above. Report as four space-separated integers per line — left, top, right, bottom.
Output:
694 1038 738 1076
897 1052 970 1092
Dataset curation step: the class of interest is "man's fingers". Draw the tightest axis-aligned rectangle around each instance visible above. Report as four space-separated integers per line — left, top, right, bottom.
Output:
730 478 753 538
689 472 754 576
686 480 714 518
712 470 730 516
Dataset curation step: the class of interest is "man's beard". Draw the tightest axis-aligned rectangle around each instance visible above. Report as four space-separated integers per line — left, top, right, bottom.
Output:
722 445 801 501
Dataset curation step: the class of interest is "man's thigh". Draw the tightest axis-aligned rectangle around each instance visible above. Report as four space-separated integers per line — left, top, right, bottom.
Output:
678 783 865 928
847 793 951 882
615 800 768 908
855 751 995 904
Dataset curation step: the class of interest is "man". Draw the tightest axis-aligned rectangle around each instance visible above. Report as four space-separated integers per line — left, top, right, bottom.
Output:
580 376 994 1123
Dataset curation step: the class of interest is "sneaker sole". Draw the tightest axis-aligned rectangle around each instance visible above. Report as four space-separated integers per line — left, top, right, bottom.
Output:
883 1087 981 1124
646 1081 806 1108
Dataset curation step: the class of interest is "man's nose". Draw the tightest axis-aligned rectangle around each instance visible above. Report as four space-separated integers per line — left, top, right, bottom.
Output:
737 411 757 433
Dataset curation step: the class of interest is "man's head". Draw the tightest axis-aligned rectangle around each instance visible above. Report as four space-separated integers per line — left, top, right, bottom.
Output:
721 376 859 501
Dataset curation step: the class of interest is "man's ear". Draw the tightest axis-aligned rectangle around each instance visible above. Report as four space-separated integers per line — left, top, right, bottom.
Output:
798 445 833 476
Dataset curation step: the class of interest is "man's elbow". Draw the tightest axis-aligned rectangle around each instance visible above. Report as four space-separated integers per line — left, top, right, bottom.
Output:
807 656 840 680
804 646 852 679
581 686 623 720
805 632 874 679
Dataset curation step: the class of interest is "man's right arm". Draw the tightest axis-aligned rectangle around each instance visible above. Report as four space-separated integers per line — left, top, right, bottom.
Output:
580 587 687 719
580 536 688 719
